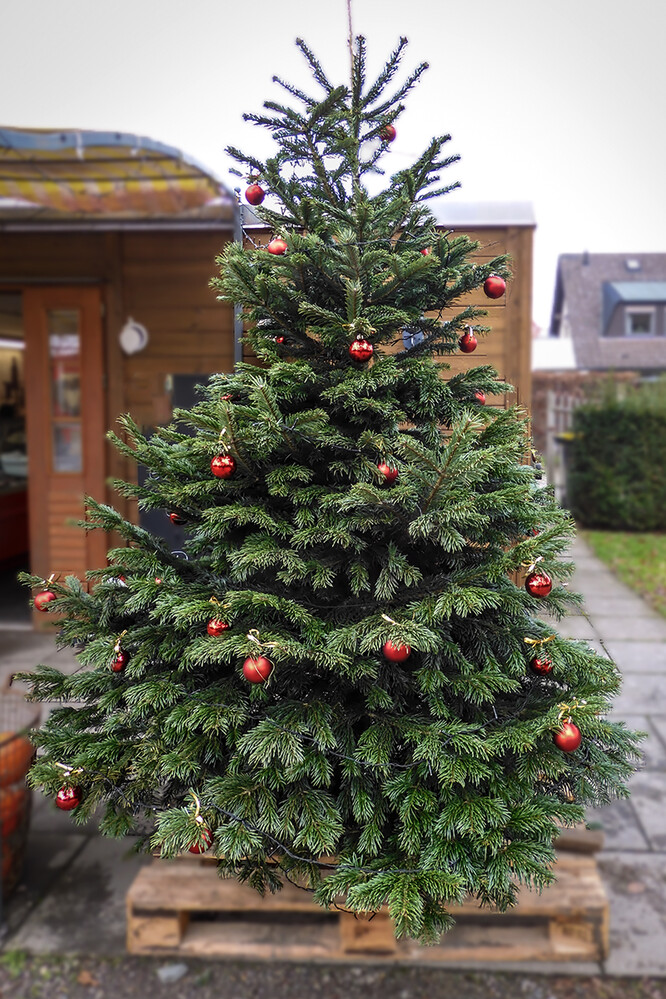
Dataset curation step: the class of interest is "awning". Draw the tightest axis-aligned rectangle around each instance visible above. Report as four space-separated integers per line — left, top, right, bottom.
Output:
0 127 235 223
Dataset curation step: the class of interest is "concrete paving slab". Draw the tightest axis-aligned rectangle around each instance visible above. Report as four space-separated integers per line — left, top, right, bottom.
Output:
586 798 649 850
586 615 666 642
1 629 78 691
555 616 598 641
580 596 660 619
7 835 151 955
649 716 666 750
625 771 666 851
3 832 88 938
603 641 666 674
569 576 636 600
612 673 666 716
598 851 666 976
612 673 666 718
605 715 666 770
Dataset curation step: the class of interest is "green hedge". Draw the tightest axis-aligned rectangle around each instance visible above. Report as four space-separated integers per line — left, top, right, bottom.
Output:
567 382 666 530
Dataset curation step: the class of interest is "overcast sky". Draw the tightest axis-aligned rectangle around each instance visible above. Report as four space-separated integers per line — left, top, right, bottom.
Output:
3 0 665 329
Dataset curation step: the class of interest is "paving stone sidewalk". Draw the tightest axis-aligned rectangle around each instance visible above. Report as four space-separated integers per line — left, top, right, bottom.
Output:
1 535 666 975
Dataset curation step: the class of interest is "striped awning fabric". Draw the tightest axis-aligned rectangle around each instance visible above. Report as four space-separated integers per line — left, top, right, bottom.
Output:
0 127 235 220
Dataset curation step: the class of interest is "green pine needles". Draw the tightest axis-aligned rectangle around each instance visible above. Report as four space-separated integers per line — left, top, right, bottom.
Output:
19 36 640 943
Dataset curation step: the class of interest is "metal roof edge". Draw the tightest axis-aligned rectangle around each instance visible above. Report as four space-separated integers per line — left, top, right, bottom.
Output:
0 219 235 233
430 200 536 227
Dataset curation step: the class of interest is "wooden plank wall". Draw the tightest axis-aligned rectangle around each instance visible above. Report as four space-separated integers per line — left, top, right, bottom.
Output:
0 228 234 543
119 233 234 430
439 225 534 410
243 224 534 410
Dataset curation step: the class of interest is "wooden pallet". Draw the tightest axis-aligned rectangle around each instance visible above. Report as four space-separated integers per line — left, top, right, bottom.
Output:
126 851 609 964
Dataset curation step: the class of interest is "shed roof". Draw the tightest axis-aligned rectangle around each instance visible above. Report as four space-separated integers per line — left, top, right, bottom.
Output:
0 127 235 228
430 201 535 228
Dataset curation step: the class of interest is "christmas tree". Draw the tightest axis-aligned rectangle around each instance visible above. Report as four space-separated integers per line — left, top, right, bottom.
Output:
19 36 639 942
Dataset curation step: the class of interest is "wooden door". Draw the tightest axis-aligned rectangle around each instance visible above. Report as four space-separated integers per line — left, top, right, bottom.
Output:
23 287 108 602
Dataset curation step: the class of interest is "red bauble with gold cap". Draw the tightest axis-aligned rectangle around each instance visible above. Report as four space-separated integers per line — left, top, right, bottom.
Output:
377 462 398 485
267 237 287 255
245 183 265 206
379 124 396 142
530 655 553 675
111 650 128 673
242 656 273 684
56 785 82 811
484 274 506 299
525 571 552 598
459 330 477 353
349 338 373 362
211 454 236 479
34 590 57 612
553 721 582 753
382 640 411 663
188 826 213 854
207 618 229 637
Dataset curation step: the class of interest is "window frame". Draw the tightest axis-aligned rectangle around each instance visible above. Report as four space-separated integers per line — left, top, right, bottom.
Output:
624 305 656 337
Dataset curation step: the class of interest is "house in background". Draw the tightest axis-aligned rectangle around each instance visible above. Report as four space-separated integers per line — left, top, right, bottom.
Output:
532 253 666 499
550 252 666 371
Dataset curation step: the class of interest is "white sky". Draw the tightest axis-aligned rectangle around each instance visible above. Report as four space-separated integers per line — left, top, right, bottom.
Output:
3 0 666 330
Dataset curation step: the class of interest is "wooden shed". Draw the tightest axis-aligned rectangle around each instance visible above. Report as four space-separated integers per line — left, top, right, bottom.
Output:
244 200 535 409
0 128 237 623
0 128 534 627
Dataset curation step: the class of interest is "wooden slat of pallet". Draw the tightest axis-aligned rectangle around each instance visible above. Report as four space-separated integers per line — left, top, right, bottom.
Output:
129 863 325 913
126 853 608 964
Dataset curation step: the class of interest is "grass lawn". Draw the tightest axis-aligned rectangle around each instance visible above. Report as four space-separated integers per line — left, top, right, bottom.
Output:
582 530 666 618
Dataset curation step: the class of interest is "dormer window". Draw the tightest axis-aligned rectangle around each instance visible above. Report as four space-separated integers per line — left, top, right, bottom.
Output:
625 306 655 336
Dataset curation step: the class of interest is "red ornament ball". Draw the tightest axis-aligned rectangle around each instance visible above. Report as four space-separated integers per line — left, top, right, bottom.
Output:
459 330 478 353
267 237 287 255
421 247 431 256
484 274 506 299
111 650 128 673
34 590 57 612
242 656 273 684
188 825 213 854
530 655 553 675
168 512 186 525
211 454 236 479
274 335 285 344
56 785 82 811
525 571 553 598
245 182 265 206
474 390 486 405
377 462 398 485
382 640 411 663
221 393 233 401
380 124 397 142
207 618 230 637
349 338 374 362
553 720 582 753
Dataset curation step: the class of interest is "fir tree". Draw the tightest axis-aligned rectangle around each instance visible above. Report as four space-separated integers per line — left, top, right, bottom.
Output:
19 36 640 943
